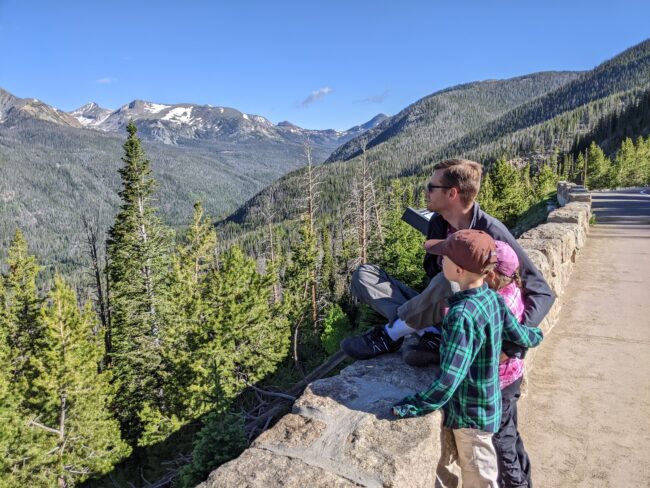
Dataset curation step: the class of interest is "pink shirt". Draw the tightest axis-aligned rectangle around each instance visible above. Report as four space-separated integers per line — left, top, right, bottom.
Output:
498 281 525 389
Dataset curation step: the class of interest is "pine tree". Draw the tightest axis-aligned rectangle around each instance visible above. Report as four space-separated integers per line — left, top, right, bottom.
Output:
27 276 130 486
106 121 173 444
283 220 317 375
633 136 649 186
534 164 559 198
177 410 246 488
640 135 650 185
477 172 498 216
612 137 636 187
3 229 42 397
320 303 351 355
375 181 426 290
139 202 217 446
486 158 528 227
200 246 290 400
585 142 611 189
572 152 585 184
0 274 44 487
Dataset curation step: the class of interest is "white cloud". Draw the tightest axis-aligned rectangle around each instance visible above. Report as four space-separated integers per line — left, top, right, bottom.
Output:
300 86 333 107
355 90 390 104
96 77 116 84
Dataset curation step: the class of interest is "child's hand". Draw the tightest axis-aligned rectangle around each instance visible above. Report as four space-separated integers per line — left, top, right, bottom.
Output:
499 352 509 363
392 393 435 418
391 396 420 418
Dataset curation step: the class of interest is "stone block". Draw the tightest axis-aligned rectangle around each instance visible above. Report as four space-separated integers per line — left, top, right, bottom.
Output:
520 223 577 264
204 355 446 488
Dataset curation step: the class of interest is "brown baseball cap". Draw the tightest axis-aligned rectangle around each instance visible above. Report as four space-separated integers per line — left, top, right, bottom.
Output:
426 229 497 274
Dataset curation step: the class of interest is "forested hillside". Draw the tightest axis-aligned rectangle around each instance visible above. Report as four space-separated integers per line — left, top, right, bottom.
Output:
326 71 581 163
224 39 650 232
0 97 383 280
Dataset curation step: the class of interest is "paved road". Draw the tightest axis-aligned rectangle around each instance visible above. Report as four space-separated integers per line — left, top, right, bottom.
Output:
519 187 650 487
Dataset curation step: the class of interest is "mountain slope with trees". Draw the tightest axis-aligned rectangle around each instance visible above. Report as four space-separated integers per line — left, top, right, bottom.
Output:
224 39 650 232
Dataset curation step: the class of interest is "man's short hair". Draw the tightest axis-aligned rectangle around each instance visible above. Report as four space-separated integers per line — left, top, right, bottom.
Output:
433 158 483 207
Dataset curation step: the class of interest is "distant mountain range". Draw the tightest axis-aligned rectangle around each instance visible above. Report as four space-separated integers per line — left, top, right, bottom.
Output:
0 90 387 151
0 88 385 276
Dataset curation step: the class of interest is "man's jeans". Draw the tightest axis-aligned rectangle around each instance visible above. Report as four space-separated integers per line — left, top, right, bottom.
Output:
350 264 458 330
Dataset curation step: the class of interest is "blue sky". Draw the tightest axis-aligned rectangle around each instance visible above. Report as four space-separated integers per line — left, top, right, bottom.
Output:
1 1 649 130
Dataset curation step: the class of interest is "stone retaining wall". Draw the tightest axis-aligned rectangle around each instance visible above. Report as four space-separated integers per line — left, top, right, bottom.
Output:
198 182 592 488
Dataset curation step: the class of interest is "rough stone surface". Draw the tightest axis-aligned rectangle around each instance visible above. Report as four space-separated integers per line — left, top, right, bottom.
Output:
520 223 577 264
518 238 564 295
201 356 444 488
200 182 592 488
197 448 361 488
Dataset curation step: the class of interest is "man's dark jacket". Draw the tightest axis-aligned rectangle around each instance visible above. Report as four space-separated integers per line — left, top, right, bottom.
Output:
424 203 555 357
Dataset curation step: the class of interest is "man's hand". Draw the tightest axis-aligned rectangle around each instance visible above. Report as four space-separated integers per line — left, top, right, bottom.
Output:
424 239 444 253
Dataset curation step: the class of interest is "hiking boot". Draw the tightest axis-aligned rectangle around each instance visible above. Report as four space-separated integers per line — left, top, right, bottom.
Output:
340 326 404 360
401 332 441 367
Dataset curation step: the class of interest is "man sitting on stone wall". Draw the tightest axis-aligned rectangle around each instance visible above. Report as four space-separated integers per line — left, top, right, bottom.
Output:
341 158 555 366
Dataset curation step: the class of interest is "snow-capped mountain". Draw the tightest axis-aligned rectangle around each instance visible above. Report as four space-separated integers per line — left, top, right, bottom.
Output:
68 98 386 149
70 102 112 127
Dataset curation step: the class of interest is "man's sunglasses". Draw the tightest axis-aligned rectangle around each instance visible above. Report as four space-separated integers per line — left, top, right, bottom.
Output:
426 182 452 192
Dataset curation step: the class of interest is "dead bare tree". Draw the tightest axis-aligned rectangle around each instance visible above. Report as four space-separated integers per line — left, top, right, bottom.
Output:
81 214 111 369
260 193 281 304
305 142 319 324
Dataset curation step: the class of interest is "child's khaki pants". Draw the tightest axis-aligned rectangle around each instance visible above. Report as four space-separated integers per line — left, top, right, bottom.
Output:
436 426 499 488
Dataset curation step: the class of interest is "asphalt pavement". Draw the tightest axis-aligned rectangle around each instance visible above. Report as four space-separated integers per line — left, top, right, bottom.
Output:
519 187 650 488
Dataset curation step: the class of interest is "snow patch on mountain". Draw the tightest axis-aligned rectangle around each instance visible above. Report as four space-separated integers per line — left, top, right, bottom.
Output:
144 103 171 114
162 106 194 124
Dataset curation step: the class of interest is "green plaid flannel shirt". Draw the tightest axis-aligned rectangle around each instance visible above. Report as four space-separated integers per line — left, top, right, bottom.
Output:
392 283 543 432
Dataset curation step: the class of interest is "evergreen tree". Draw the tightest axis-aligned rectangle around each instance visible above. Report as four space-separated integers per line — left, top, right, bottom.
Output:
485 158 528 227
27 276 130 486
3 229 42 398
477 172 498 216
639 135 650 184
585 142 611 189
139 202 217 446
572 151 585 183
320 303 352 355
534 164 559 198
612 137 636 187
0 274 44 487
283 219 318 373
177 410 246 488
633 136 649 186
375 181 426 290
106 121 173 444
200 246 290 400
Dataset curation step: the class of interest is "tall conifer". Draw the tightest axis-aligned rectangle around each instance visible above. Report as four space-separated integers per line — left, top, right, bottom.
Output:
3 229 42 394
107 121 172 444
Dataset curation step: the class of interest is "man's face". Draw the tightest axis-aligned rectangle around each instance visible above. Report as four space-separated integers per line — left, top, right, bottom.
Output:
425 170 451 213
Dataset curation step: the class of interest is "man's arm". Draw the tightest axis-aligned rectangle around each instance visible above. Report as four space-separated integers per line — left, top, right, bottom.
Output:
501 301 543 348
479 215 555 328
392 309 475 418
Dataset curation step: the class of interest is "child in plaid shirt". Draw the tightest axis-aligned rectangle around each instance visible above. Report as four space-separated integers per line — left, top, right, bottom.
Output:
391 230 543 487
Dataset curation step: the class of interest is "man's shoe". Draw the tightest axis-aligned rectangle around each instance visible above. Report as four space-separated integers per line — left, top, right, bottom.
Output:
401 332 441 367
341 326 404 360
